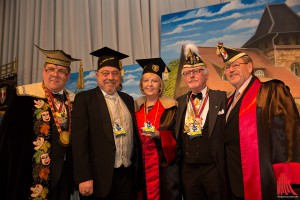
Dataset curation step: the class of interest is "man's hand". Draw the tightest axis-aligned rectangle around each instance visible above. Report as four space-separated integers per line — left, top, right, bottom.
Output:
79 180 94 196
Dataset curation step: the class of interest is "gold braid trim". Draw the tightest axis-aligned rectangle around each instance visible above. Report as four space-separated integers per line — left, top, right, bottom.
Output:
16 82 75 102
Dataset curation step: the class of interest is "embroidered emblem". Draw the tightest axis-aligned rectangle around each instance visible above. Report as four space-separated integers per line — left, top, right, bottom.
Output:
152 64 159 72
220 47 228 60
31 99 51 199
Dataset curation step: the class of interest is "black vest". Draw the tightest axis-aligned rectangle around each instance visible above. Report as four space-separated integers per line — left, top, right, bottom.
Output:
181 112 213 163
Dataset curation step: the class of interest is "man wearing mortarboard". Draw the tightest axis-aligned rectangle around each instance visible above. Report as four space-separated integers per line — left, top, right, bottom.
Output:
0 45 80 200
174 43 227 200
134 57 181 199
71 47 142 199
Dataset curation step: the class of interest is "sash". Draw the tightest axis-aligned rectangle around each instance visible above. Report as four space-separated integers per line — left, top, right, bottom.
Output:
239 78 262 200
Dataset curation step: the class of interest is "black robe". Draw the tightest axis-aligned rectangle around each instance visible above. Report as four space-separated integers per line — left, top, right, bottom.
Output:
0 83 74 200
225 76 300 200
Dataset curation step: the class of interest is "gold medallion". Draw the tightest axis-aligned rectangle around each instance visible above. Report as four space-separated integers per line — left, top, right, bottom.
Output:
60 131 70 145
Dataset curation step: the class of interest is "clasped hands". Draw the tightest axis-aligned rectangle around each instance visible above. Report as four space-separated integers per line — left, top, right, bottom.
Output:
142 130 160 139
79 180 93 197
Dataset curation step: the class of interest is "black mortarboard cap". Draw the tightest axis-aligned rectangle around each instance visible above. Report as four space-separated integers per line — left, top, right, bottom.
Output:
90 47 129 71
35 44 81 68
136 57 171 80
217 43 247 66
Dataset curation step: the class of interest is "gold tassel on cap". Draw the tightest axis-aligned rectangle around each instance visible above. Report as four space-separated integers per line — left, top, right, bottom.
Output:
119 61 124 77
163 66 169 80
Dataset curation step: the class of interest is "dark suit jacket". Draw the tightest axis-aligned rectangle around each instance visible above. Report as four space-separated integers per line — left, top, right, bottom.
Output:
72 87 142 198
175 89 227 180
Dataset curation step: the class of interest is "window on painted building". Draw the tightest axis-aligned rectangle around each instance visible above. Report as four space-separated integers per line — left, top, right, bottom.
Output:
254 69 265 78
291 63 299 76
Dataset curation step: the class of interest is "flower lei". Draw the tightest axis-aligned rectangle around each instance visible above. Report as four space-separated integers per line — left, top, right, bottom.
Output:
30 99 51 200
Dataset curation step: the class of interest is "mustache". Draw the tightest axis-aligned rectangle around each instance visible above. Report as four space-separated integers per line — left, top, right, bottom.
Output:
49 76 63 81
104 80 116 84
188 78 198 83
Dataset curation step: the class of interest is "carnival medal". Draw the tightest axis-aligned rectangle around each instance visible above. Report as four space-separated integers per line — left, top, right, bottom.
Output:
113 122 126 137
187 121 202 138
142 120 156 135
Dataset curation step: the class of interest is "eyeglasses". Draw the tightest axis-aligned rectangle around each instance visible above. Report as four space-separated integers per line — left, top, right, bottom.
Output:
225 63 248 71
45 68 69 76
182 68 206 77
100 71 120 77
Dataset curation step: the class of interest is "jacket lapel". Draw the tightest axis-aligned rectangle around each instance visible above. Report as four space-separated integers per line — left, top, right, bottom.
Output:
95 88 115 145
208 91 220 138
175 92 190 139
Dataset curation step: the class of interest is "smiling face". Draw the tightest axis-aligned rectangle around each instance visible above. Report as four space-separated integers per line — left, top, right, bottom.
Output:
33 137 45 150
224 57 253 90
182 66 208 94
40 153 50 165
96 66 121 95
30 184 43 198
41 111 50 122
42 63 70 93
140 73 162 99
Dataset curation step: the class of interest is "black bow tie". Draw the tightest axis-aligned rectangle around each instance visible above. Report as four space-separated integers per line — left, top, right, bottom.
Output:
192 93 202 100
52 93 65 102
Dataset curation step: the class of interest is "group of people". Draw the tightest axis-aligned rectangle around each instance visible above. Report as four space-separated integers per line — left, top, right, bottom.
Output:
0 42 299 200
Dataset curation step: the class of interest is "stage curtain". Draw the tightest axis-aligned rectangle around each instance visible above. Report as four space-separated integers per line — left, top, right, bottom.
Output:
0 0 223 85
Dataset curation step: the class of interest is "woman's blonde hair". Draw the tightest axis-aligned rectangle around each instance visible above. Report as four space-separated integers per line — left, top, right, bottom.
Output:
139 73 165 97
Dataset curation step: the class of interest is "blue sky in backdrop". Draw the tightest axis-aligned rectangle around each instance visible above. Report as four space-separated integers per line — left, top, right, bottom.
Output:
66 0 300 99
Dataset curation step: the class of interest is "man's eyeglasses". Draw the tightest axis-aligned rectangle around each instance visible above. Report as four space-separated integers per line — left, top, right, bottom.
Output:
182 68 206 77
225 63 248 71
100 71 120 77
45 68 69 76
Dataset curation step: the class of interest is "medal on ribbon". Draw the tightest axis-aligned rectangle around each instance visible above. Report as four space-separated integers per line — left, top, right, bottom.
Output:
142 120 156 134
42 82 72 146
59 131 70 145
184 90 209 139
187 121 202 138
113 122 126 137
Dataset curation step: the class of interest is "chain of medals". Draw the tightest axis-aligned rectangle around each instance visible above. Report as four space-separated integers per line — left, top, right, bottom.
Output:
42 82 71 146
184 89 209 138
141 100 160 135
106 95 126 137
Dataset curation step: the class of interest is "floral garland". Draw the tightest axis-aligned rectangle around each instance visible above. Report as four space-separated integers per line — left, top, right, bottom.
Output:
30 99 51 200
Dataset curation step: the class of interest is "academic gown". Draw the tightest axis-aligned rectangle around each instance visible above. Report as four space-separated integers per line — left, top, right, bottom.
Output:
0 82 74 200
135 96 181 200
225 77 300 200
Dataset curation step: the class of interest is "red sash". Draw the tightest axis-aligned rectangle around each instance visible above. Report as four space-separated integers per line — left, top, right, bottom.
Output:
239 78 262 200
135 100 176 200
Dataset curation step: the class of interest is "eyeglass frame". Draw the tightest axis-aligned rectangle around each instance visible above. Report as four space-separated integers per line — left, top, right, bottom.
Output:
44 67 70 76
99 70 121 77
182 68 206 77
224 62 248 71
181 68 207 77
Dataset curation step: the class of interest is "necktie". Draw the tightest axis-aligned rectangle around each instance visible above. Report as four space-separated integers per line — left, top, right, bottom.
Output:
226 91 240 121
192 92 202 100
106 94 116 101
52 93 64 102
106 94 118 121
